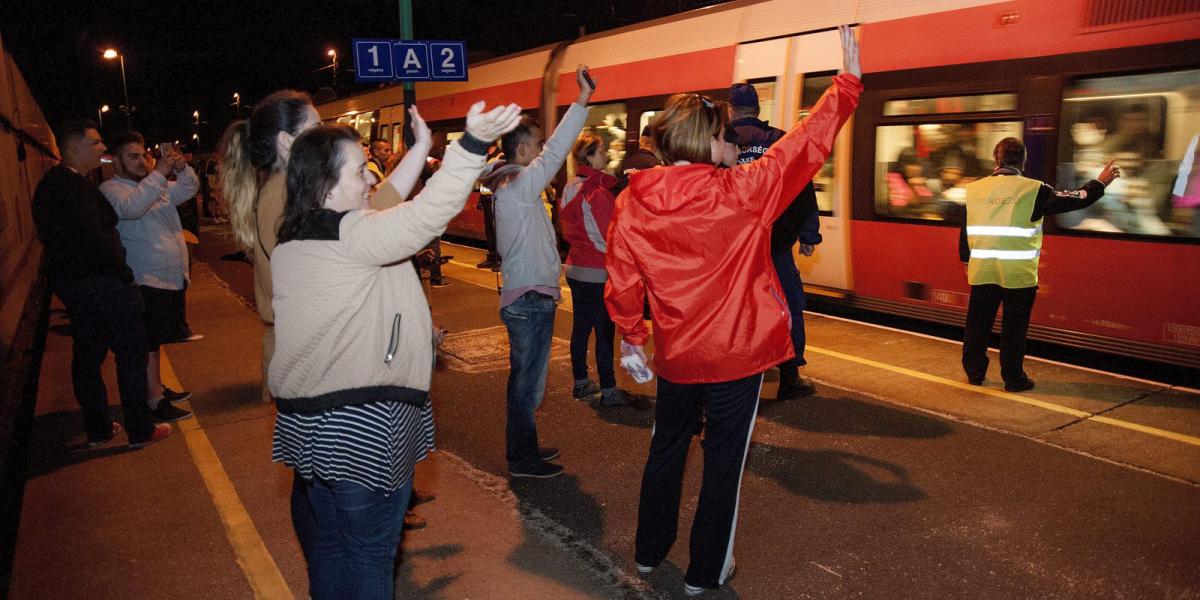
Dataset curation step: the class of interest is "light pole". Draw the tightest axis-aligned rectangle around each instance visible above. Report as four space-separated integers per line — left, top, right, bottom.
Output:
102 48 131 128
232 92 241 118
327 49 338 88
98 104 110 129
193 110 200 148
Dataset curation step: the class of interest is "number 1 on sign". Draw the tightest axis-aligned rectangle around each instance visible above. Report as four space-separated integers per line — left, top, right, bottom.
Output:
367 45 379 67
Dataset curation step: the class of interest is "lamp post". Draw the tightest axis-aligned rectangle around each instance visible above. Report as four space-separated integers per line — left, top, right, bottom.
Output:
102 48 131 128
327 49 338 88
192 110 200 148
232 92 241 118
98 104 110 129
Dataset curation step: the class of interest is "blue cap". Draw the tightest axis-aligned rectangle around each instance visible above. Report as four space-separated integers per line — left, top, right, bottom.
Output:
730 83 759 109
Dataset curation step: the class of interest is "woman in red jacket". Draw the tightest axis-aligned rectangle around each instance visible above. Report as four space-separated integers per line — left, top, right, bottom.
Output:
605 26 861 595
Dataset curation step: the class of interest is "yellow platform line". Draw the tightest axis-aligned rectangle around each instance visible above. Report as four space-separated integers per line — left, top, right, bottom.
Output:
160 352 295 600
805 345 1200 448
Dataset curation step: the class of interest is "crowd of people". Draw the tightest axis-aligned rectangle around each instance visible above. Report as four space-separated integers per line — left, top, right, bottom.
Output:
32 24 1130 598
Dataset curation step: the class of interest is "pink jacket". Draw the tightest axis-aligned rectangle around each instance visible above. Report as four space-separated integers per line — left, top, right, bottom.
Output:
560 165 617 282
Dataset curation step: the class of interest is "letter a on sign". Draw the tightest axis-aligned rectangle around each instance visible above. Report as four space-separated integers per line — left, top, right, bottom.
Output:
403 48 422 69
393 42 430 79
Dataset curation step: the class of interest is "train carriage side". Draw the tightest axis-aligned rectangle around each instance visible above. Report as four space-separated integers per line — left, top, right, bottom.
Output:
849 2 1200 368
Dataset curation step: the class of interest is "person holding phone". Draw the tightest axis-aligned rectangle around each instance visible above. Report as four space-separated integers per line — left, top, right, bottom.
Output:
605 26 861 595
100 130 200 423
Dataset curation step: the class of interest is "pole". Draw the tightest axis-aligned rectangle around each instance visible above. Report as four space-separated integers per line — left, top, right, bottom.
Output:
119 54 131 128
97 107 104 130
400 0 415 147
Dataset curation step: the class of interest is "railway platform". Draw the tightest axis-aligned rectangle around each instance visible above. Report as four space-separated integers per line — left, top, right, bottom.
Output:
7 230 1200 599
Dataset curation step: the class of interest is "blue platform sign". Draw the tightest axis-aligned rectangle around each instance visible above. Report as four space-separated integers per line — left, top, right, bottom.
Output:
352 39 468 82
353 39 395 81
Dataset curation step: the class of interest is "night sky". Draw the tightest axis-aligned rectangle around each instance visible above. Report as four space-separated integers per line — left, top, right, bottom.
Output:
2 0 720 151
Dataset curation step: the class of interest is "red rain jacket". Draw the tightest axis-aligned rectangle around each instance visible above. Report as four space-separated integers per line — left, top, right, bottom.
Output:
604 73 862 384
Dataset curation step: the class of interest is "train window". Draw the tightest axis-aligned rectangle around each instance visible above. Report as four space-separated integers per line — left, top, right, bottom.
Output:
1056 68 1200 238
639 111 660 135
582 102 628 173
391 122 402 150
747 78 776 125
883 93 1017 117
875 121 1023 221
799 72 837 214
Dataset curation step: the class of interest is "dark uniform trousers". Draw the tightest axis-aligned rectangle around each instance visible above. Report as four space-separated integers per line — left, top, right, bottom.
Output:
962 283 1038 384
635 372 761 589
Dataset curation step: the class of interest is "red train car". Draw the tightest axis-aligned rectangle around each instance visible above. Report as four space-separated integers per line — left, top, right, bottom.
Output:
317 0 1200 368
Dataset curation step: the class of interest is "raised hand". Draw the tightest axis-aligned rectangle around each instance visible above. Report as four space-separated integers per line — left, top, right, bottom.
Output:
839 25 861 78
1097 158 1121 185
409 106 432 148
576 64 596 105
465 101 523 142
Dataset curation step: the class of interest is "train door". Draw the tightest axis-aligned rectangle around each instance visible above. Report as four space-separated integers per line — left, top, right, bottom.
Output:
734 29 852 292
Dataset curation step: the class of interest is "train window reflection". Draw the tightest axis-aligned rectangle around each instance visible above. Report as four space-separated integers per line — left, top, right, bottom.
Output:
799 73 837 214
883 93 1017 117
1057 68 1200 238
582 102 627 174
874 121 1023 221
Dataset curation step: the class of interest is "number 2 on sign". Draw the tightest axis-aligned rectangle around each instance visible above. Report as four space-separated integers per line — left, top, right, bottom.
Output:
441 48 454 69
367 45 379 67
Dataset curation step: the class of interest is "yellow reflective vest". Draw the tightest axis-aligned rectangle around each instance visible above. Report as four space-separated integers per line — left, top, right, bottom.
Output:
964 174 1043 289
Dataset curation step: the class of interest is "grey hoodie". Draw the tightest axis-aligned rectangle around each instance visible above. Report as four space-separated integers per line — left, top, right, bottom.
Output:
483 103 589 307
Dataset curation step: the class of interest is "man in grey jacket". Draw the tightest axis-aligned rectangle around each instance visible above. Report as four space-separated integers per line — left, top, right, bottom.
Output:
484 65 595 479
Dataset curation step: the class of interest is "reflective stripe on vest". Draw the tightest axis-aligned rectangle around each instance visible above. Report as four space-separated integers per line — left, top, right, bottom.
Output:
964 174 1043 289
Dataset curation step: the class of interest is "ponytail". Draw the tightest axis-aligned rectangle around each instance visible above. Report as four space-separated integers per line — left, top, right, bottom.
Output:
219 120 258 251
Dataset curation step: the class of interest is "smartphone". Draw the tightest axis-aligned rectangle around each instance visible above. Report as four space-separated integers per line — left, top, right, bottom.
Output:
581 67 595 90
157 142 174 159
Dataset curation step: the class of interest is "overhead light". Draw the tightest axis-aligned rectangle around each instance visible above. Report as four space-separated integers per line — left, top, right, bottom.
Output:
102 49 119 59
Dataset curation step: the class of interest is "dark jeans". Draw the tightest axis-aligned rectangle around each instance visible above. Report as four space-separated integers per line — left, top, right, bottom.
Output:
566 278 616 389
295 477 412 600
962 284 1038 384
635 372 762 590
771 250 808 369
53 276 156 442
500 291 557 470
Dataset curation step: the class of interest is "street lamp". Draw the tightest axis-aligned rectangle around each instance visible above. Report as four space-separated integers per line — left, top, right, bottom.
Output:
232 92 241 118
102 48 131 128
98 104 110 129
327 49 338 87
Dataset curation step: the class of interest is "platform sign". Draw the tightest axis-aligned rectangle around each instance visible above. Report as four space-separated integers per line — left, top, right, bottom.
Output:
353 39 395 81
352 39 468 82
429 41 468 81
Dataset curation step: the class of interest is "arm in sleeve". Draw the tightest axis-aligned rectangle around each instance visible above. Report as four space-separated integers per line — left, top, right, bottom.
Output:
100 172 169 219
603 199 649 346
378 141 432 206
509 103 589 206
165 166 200 207
1031 179 1106 220
796 183 822 246
727 74 862 226
340 141 485 265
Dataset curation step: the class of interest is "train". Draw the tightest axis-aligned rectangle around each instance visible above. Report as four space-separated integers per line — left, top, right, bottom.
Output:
316 0 1200 369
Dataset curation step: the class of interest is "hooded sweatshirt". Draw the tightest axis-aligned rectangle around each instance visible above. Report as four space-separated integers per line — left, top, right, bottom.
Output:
481 103 588 308
604 73 862 384
560 165 617 282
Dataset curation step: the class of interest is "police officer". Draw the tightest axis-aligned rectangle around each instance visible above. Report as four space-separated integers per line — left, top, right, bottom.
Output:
960 137 1120 391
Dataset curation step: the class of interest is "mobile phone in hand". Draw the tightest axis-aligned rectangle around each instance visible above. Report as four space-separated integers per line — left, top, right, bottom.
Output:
581 68 595 90
158 142 174 159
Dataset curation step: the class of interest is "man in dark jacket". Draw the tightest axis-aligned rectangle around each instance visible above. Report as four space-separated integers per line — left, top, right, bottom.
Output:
730 83 822 399
32 119 169 449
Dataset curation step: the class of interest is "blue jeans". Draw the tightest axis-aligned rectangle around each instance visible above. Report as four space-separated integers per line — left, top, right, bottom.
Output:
566 278 616 389
296 477 412 600
500 291 557 470
771 250 807 368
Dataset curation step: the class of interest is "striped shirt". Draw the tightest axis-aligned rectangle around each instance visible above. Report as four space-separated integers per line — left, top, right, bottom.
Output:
272 400 435 493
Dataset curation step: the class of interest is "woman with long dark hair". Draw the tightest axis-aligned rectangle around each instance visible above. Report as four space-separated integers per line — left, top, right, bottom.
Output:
604 26 861 595
269 103 521 599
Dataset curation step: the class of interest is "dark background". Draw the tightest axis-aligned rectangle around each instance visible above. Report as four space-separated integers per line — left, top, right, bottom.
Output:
1 0 723 150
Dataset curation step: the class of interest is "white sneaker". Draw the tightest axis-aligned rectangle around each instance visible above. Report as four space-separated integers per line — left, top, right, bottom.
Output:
635 563 654 575
684 582 705 596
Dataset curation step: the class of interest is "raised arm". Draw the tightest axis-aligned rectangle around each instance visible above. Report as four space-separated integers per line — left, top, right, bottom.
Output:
165 164 200 208
381 106 433 202
1032 158 1119 220
730 26 862 225
342 102 522 264
511 65 596 204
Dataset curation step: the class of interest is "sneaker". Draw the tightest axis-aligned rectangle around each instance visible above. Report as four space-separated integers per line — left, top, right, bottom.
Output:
402 511 427 530
129 423 172 449
476 258 501 270
151 401 193 422
411 489 437 506
509 461 564 479
684 561 736 596
599 387 634 407
777 377 817 400
86 422 123 448
162 386 192 403
539 447 561 462
573 379 601 399
1004 378 1035 393
635 562 655 575
429 280 452 288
